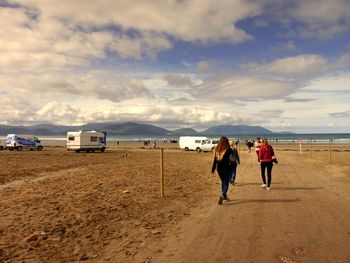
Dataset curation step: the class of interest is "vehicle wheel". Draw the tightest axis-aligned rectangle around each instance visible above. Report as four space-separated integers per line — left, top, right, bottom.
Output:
75 149 80 153
17 146 23 151
101 147 105 152
196 147 201 153
38 146 43 151
185 147 189 151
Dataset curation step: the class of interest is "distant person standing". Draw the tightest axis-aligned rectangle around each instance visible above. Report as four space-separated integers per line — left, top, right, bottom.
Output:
229 140 240 185
255 137 261 164
211 136 233 205
258 138 275 191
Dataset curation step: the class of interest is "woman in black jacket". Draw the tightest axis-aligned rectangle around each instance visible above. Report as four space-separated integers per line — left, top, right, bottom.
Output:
211 136 233 205
229 140 240 185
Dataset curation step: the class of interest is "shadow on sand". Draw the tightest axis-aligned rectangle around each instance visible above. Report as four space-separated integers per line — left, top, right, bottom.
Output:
271 186 323 191
225 198 300 205
234 182 282 187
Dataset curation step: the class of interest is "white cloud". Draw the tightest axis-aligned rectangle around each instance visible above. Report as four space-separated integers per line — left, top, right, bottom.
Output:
306 74 350 91
294 0 350 24
243 54 328 79
197 74 296 100
163 74 193 87
292 0 350 39
15 0 260 43
196 60 214 73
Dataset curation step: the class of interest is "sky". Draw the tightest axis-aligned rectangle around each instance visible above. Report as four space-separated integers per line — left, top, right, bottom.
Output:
0 0 350 133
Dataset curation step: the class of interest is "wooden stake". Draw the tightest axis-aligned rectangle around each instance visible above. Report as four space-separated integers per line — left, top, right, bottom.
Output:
329 142 332 164
299 142 302 156
160 148 164 197
310 142 312 158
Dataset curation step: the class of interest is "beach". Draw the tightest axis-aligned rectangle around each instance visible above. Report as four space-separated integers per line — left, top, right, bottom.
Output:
0 143 349 262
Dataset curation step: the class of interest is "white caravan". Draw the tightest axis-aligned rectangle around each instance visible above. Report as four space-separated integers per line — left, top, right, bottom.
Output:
67 130 106 153
5 134 43 151
179 136 216 153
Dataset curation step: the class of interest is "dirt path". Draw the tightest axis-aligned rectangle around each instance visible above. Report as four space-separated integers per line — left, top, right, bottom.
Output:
1 148 349 262
131 151 350 263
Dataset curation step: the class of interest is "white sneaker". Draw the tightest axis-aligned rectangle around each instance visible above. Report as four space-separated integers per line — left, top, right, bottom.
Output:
261 184 267 188
267 187 271 191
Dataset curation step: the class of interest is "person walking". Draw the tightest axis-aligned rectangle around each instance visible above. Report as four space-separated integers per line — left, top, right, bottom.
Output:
258 138 275 191
211 136 233 205
229 140 240 185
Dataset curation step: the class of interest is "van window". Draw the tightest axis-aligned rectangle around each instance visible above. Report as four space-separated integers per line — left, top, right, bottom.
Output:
195 140 201 143
68 136 75 141
90 136 98 142
99 137 104 143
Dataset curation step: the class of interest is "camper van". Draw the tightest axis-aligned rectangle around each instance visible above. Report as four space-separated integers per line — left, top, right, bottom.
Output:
5 134 43 151
67 130 106 153
179 136 216 153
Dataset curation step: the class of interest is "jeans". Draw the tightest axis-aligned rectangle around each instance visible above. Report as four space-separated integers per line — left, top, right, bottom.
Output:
219 173 230 199
229 162 237 182
260 161 273 187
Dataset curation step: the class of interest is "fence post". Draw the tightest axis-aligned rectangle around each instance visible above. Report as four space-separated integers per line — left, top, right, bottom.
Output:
329 142 332 164
299 142 303 156
310 141 312 158
160 148 164 197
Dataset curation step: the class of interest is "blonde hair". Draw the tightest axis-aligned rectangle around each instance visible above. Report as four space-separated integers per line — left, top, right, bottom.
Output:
229 140 235 147
262 138 269 146
215 136 230 161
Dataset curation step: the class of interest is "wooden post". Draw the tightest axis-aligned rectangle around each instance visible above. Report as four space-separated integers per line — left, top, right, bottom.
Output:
310 142 312 158
329 142 332 164
160 148 164 197
299 142 302 156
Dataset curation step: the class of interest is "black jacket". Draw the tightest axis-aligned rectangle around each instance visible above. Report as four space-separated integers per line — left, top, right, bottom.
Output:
211 148 233 178
230 147 240 164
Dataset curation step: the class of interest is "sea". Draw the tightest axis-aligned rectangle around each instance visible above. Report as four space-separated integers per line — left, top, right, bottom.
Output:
10 133 349 145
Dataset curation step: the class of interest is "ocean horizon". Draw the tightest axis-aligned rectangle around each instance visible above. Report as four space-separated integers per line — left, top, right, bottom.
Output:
2 133 347 144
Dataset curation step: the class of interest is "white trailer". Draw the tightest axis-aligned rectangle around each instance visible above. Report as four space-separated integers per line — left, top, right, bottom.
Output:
66 130 106 153
5 134 43 151
179 136 216 153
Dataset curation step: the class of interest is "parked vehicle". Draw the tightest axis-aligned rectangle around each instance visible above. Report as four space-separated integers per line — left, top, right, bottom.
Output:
67 130 106 153
5 134 43 151
179 136 216 152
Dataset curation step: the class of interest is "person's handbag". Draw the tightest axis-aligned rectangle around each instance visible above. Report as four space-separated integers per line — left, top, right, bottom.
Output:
272 155 278 164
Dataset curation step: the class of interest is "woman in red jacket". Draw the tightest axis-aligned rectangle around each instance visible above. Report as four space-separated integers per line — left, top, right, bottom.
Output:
258 138 275 190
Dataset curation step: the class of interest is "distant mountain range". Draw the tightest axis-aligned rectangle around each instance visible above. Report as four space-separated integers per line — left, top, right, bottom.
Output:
0 122 274 136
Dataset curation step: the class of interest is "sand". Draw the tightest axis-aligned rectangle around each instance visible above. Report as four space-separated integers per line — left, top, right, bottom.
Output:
0 143 349 262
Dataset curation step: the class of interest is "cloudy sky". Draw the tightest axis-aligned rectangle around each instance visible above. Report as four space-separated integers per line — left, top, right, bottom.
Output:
0 0 350 133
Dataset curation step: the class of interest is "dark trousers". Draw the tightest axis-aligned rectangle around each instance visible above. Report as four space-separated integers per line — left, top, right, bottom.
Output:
260 161 273 187
229 162 237 182
219 173 230 199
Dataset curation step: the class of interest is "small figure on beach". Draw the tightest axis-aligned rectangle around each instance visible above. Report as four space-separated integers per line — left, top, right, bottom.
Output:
246 139 254 152
211 136 234 205
255 137 261 164
229 140 240 185
258 138 275 191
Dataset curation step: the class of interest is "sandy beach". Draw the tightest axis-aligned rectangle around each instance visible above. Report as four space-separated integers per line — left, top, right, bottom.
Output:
0 143 349 262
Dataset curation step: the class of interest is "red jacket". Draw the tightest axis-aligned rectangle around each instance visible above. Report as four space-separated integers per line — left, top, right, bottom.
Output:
258 145 275 162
